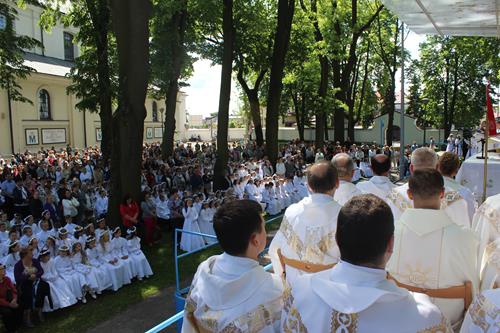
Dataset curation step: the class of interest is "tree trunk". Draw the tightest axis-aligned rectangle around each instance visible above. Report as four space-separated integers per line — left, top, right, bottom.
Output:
443 57 451 140
236 68 265 147
108 0 151 228
248 95 264 146
161 1 188 159
265 0 295 166
162 81 178 158
384 78 396 146
356 40 370 124
292 91 304 141
213 0 234 191
448 52 460 137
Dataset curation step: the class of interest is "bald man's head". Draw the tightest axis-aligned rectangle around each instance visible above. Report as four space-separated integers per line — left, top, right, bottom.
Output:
331 153 355 181
307 161 339 194
410 147 438 172
371 154 391 176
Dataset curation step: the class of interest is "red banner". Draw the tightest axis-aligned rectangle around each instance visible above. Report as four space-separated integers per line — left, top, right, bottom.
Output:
486 83 497 136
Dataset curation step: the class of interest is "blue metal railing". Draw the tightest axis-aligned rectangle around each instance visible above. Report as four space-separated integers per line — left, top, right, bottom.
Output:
145 214 283 333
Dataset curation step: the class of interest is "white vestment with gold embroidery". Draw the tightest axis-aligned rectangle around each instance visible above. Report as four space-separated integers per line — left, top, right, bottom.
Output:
181 253 283 333
460 289 500 333
387 183 472 229
268 193 342 281
355 175 397 203
473 194 500 290
282 261 452 333
334 181 363 206
443 177 477 223
387 209 480 327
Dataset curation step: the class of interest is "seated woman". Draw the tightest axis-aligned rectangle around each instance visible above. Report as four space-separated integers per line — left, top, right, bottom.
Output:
126 227 153 281
0 264 21 332
14 248 50 327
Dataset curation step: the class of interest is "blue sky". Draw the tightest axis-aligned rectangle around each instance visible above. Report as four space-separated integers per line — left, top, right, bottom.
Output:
184 31 426 117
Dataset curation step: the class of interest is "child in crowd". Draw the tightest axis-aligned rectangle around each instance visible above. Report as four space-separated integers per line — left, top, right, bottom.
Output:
180 198 205 252
39 249 77 312
97 232 131 291
126 227 153 280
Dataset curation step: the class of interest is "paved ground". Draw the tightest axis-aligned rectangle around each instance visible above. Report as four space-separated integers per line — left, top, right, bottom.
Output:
87 285 179 333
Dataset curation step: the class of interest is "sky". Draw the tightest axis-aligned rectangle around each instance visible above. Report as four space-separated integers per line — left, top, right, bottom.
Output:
184 30 427 118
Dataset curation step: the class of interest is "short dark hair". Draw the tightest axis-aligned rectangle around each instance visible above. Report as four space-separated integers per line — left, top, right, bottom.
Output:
371 154 391 175
438 152 460 177
307 161 338 194
213 200 263 256
336 194 394 266
409 168 444 198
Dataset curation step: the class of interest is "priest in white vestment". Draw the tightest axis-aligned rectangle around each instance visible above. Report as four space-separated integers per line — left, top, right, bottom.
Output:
182 200 283 333
387 169 480 328
438 152 477 222
473 193 500 290
268 161 342 281
460 289 500 333
387 147 471 229
282 194 452 333
332 153 363 205
356 154 396 203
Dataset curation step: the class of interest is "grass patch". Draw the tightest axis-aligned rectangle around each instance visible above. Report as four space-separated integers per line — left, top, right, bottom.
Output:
23 215 282 333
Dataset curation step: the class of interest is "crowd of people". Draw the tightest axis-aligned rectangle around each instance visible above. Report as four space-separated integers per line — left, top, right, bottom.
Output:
182 146 499 333
0 136 495 332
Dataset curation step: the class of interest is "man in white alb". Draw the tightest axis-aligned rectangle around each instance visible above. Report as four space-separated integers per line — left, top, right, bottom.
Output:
282 194 451 332
331 153 362 206
473 193 500 290
438 152 476 222
460 289 500 333
387 169 479 328
387 147 471 229
356 154 396 203
182 200 283 333
268 161 342 281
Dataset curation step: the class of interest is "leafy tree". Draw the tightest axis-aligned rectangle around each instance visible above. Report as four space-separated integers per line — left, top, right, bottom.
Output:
212 0 234 190
234 0 275 147
323 0 383 142
40 0 117 161
265 0 295 165
374 10 401 146
0 1 40 104
299 0 329 146
150 0 196 158
418 36 500 139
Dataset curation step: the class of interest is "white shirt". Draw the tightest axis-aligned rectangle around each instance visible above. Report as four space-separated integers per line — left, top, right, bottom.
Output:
182 253 283 333
269 193 342 281
94 195 108 217
387 208 480 327
282 261 451 333
388 183 472 229
334 180 363 206
356 176 396 202
443 176 476 223
155 199 170 220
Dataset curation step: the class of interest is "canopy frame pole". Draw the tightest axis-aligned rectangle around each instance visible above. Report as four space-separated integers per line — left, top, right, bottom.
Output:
399 21 406 179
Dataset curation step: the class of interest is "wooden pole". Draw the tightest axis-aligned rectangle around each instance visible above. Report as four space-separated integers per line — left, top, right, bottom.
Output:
482 117 489 203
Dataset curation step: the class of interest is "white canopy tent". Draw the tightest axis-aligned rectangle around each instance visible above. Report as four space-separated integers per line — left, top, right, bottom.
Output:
382 0 499 37
380 0 498 178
